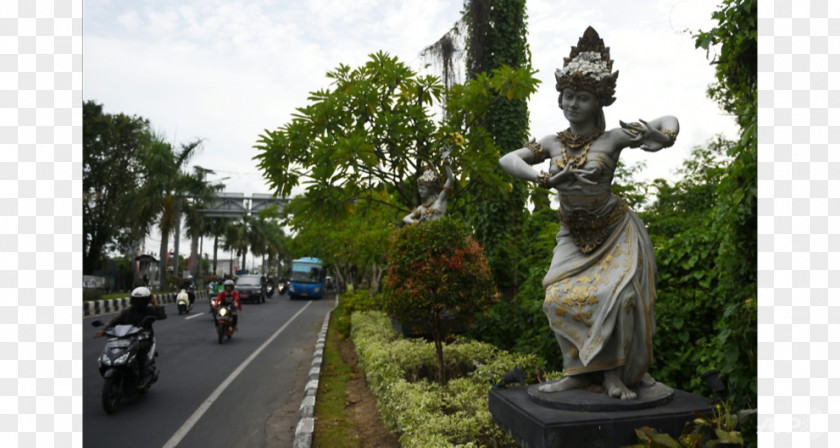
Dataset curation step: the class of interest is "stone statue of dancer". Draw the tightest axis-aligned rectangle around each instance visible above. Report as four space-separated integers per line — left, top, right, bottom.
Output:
499 27 679 400
403 155 455 226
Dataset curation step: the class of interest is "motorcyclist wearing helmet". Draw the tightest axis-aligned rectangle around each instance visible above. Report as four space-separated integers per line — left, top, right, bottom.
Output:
180 275 196 305
214 279 241 331
95 287 164 387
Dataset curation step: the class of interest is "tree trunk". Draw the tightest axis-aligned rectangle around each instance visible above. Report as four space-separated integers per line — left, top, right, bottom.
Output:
369 263 387 297
212 235 219 277
432 311 446 386
173 197 182 278
189 231 199 278
158 224 170 291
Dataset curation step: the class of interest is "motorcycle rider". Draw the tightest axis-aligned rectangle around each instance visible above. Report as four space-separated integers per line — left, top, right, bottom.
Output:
95 287 163 388
214 279 241 331
180 275 196 306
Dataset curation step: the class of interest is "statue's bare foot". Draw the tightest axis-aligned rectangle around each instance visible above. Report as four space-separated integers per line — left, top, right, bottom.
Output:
603 369 637 400
640 372 656 387
538 375 589 392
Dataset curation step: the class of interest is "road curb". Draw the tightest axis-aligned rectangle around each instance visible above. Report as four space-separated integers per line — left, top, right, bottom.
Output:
293 294 338 448
83 291 209 317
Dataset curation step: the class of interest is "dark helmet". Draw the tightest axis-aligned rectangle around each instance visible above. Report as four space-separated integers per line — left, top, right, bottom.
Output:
130 286 152 308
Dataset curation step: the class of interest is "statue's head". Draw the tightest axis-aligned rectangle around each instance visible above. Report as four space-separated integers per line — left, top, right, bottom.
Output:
554 27 619 109
417 166 441 200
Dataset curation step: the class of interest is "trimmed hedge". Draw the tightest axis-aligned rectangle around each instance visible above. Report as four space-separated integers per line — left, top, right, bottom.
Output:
351 310 558 447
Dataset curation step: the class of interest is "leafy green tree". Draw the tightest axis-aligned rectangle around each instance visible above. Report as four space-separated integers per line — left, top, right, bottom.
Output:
694 0 757 407
82 100 151 274
253 51 538 223
636 140 734 394
460 0 532 295
284 191 395 295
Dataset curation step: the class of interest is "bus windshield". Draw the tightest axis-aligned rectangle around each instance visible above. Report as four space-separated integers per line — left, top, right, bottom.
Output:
290 263 322 283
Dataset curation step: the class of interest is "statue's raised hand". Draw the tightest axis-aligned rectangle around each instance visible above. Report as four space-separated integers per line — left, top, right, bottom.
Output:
620 119 648 146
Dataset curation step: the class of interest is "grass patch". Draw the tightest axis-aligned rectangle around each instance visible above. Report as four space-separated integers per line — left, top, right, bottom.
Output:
313 313 361 448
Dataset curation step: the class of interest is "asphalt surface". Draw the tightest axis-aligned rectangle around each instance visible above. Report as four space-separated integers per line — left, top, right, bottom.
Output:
82 292 335 448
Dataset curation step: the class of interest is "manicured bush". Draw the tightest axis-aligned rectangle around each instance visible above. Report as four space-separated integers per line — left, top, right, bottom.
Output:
380 217 498 385
351 310 549 447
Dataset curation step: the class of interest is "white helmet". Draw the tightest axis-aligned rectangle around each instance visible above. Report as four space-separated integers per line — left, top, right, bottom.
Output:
130 286 152 308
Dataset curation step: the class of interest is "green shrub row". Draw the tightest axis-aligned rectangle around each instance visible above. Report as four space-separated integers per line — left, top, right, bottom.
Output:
350 310 555 448
332 289 380 338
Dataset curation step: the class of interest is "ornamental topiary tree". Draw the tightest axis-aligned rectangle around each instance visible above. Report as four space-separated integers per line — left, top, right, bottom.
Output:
381 217 497 386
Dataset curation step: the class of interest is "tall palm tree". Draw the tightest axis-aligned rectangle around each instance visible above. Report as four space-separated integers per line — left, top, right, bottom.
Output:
264 222 287 277
206 217 229 277
246 215 270 273
183 167 225 281
222 219 248 276
135 134 204 291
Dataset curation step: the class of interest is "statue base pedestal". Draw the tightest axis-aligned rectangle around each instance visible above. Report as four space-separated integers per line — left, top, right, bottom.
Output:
489 384 713 448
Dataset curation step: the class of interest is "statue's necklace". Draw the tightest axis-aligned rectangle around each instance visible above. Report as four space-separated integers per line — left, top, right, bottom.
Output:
555 128 603 170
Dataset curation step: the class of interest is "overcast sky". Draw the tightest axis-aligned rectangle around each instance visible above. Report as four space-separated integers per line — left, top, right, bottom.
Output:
84 0 738 264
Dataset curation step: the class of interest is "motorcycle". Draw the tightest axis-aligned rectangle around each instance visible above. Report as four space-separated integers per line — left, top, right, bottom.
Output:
215 303 235 344
176 289 193 314
92 317 159 414
277 280 289 295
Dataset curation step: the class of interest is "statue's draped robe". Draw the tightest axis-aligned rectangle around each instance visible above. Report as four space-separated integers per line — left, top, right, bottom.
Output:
542 150 656 387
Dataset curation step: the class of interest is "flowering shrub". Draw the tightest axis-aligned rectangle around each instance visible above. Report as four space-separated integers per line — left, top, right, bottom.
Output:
351 311 547 447
381 217 498 385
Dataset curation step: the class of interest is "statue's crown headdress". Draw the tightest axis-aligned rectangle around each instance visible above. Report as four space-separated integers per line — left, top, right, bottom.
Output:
417 164 441 187
554 27 619 107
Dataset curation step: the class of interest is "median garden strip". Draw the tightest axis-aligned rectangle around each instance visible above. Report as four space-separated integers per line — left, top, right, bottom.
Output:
312 311 399 448
350 310 553 447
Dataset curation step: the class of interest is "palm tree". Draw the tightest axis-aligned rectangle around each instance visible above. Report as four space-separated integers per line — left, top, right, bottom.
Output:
263 223 287 277
206 217 229 277
222 219 248 276
135 134 205 291
246 215 270 273
183 167 225 281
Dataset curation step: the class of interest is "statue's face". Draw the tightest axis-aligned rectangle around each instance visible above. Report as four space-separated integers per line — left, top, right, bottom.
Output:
561 88 598 124
418 185 432 200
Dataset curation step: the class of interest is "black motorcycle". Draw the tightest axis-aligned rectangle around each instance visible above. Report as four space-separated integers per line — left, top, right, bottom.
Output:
92 316 159 414
277 280 289 295
215 304 235 344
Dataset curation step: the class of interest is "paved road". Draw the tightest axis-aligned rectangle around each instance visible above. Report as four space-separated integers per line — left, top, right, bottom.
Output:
82 292 335 448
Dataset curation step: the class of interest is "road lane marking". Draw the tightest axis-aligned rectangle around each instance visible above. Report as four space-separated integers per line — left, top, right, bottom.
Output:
184 312 205 320
162 300 314 448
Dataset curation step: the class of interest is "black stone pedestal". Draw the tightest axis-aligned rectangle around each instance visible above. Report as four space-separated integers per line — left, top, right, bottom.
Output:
489 385 713 448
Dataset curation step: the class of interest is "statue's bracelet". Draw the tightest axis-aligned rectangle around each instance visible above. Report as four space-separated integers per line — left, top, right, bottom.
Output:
537 171 552 188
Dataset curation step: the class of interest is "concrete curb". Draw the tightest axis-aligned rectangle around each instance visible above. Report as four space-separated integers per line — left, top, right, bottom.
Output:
83 291 209 317
293 295 338 448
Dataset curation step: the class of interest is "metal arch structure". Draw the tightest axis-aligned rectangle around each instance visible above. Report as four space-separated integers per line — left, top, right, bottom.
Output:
199 192 289 218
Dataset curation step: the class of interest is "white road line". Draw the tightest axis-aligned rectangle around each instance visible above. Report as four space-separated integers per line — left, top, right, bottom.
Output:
184 312 205 320
161 300 313 448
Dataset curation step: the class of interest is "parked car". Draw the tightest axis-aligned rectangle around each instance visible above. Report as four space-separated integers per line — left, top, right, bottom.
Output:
235 275 266 304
